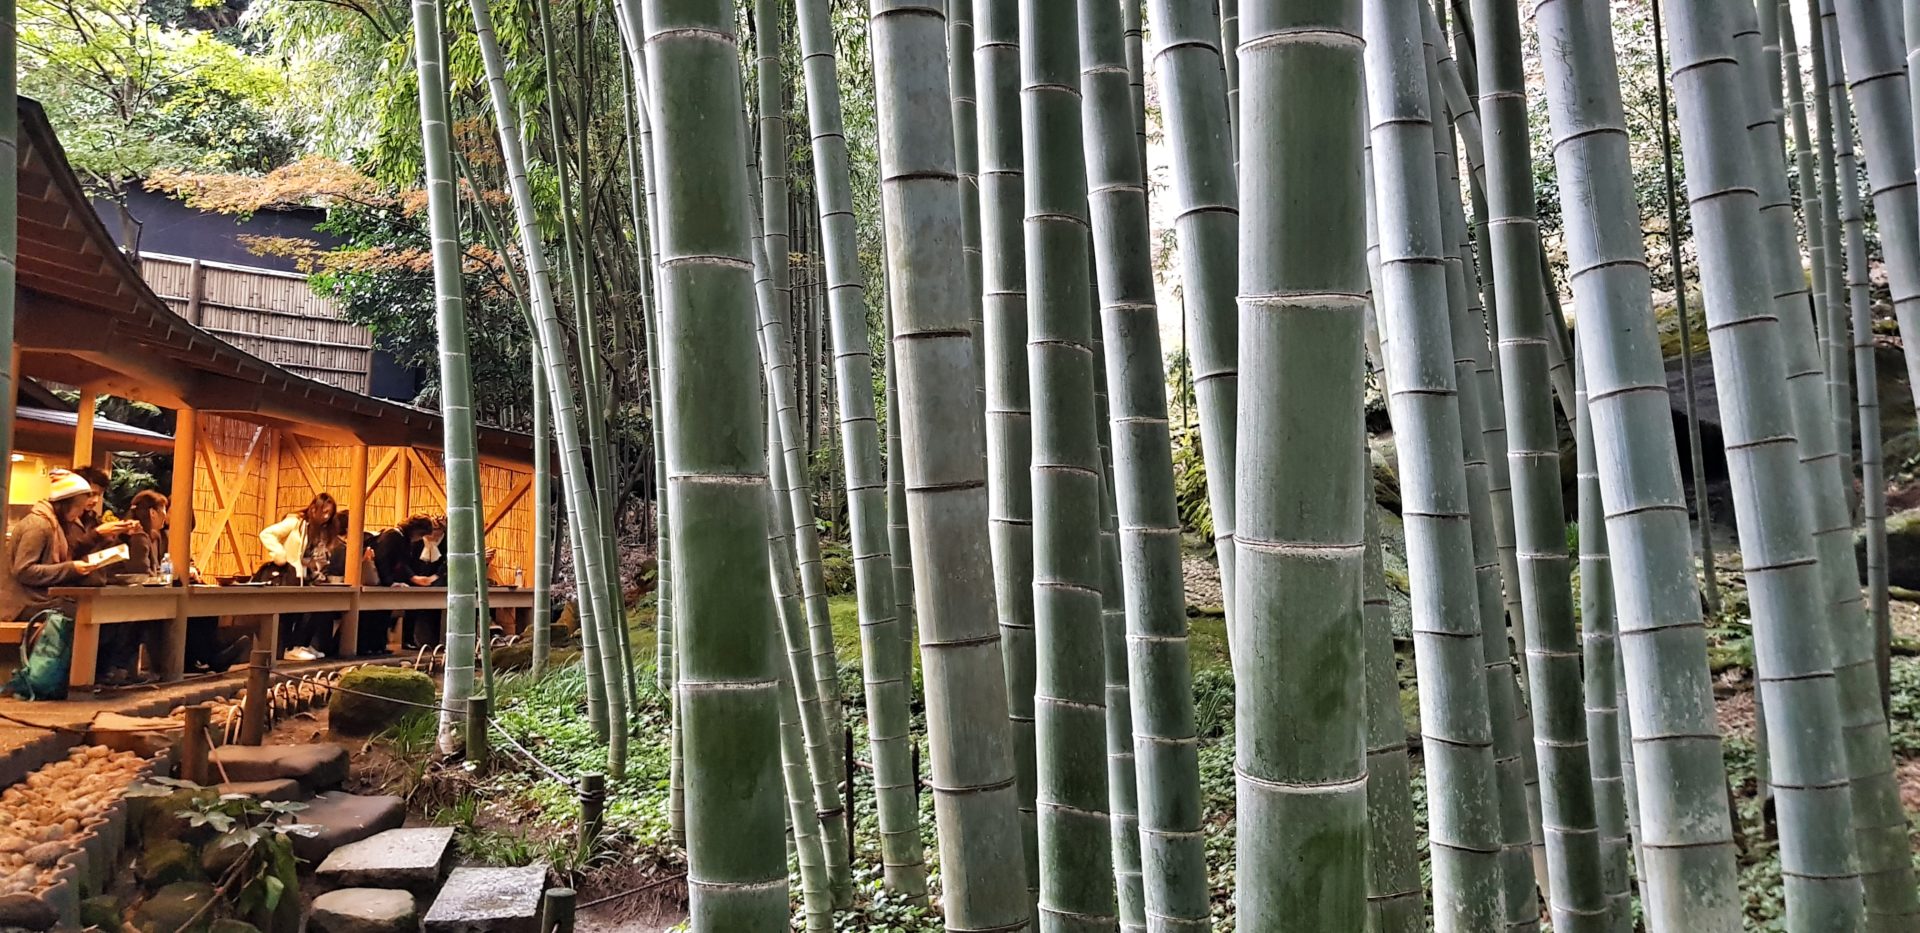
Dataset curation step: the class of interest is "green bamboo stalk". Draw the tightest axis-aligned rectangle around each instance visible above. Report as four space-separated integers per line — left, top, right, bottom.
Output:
1833 0 1920 418
1821 0 1891 726
636 1 787 926
1361 501 1422 933
532 355 553 675
1119 0 1146 176
883 294 915 672
1089 318 1141 932
1360 8 1502 929
1077 0 1207 927
1570 350 1633 933
1468 4 1605 927
794 0 929 899
951 0 986 398
1018 0 1117 923
1219 0 1238 146
1146 0 1238 641
409 0 483 757
871 1 1032 926
1737 6 1920 926
1234 2 1367 927
976 0 1041 904
746 105 855 915
1658 1 1859 926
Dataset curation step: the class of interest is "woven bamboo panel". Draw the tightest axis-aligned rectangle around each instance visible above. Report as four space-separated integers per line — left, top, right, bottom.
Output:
189 417 537 584
139 255 373 394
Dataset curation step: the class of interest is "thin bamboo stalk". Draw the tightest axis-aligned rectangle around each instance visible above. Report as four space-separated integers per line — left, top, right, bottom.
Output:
1078 0 1208 926
795 0 929 899
951 0 986 399
976 0 1041 903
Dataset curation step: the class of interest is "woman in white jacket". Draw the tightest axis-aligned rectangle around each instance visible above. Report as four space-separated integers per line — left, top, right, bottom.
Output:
259 493 340 660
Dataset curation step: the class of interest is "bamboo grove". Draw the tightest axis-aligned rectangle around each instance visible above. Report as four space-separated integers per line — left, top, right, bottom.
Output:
246 0 1920 927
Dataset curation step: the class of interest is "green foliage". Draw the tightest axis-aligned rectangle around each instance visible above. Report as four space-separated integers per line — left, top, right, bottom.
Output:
1170 424 1213 542
127 778 314 932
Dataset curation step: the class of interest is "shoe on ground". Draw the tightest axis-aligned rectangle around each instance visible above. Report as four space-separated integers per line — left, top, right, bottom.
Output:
210 635 253 673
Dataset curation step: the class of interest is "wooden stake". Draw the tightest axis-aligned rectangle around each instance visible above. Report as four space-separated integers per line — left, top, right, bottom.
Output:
180 704 210 785
240 649 270 745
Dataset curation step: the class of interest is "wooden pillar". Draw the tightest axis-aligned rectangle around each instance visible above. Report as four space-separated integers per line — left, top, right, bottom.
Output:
72 389 97 469
342 444 369 657
3 346 21 505
163 408 197 681
185 260 206 326
397 452 412 518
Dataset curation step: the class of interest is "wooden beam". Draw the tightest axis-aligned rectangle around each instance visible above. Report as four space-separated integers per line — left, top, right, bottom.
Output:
72 390 97 467
283 435 327 499
366 447 401 495
345 445 369 586
483 474 533 537
169 409 197 581
397 452 412 517
408 449 449 510
193 425 263 569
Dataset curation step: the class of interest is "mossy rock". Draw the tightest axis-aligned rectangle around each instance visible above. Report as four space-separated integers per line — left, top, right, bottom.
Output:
1861 508 1920 591
80 894 123 930
329 667 437 737
209 922 262 933
139 838 203 889
136 788 219 846
492 642 534 672
552 601 581 644
135 882 216 933
821 552 855 596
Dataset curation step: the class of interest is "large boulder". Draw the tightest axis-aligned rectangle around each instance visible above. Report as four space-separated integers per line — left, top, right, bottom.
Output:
328 667 437 737
208 744 349 793
1860 508 1920 591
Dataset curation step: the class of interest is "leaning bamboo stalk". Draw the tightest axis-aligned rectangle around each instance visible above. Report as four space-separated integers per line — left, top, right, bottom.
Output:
1019 0 1117 921
1077 0 1208 926
1657 1 1853 925
1146 0 1239 643
975 0 1041 902
1735 7 1920 925
950 0 986 399
1233 1 1369 926
1090 318 1142 931
792 0 929 902
636 0 787 925
1359 6 1498 927
1820 0 1891 722
871 1 1032 926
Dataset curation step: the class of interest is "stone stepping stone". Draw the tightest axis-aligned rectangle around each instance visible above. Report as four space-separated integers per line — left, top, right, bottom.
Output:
424 864 548 933
310 887 418 933
291 792 407 864
217 778 305 803
317 826 456 894
210 744 348 792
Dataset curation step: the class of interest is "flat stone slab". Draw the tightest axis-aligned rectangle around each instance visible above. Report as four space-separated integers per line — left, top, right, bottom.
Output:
317 826 456 894
291 792 407 864
217 778 305 803
210 744 348 792
424 864 548 933
310 887 418 933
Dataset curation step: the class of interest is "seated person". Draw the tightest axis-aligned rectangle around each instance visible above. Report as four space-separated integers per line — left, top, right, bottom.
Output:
124 492 249 674
374 514 444 649
1 471 108 697
69 470 151 685
261 494 341 661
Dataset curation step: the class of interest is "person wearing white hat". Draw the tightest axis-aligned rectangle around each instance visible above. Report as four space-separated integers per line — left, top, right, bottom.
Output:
0 470 109 698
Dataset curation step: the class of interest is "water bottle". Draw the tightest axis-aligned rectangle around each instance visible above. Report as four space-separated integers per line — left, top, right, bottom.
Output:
513 566 526 588
158 556 173 586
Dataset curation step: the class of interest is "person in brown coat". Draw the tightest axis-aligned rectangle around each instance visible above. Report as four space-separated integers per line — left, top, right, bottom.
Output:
0 470 99 623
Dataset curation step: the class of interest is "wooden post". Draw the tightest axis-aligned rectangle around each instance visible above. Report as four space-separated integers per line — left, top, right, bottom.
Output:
542 888 576 933
72 389 97 469
181 704 211 785
240 649 270 745
466 693 490 772
844 725 856 869
185 259 206 326
341 444 369 656
578 772 605 853
396 451 412 518
3 346 20 512
163 409 197 680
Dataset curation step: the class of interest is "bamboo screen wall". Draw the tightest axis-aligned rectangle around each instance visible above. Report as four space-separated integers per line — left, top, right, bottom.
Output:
141 253 374 394
190 414 536 583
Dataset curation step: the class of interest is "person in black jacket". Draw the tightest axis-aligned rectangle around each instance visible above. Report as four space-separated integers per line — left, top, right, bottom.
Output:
370 513 441 649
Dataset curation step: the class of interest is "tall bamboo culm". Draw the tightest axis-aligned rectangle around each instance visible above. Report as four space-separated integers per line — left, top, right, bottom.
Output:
794 0 928 900
1820 0 1891 727
1656 1 1842 926
1017 0 1117 923
1360 4 1499 928
1146 0 1238 645
408 0 483 756
531 355 553 675
1833 0 1920 417
638 0 786 926
0 0 16 507
1360 501 1422 933
975 0 1041 904
1233 1 1367 927
871 2 1032 928
1077 0 1208 927
950 0 985 399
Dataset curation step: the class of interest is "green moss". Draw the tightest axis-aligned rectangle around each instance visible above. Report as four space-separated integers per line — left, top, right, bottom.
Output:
329 666 437 736
81 894 123 930
138 839 202 889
